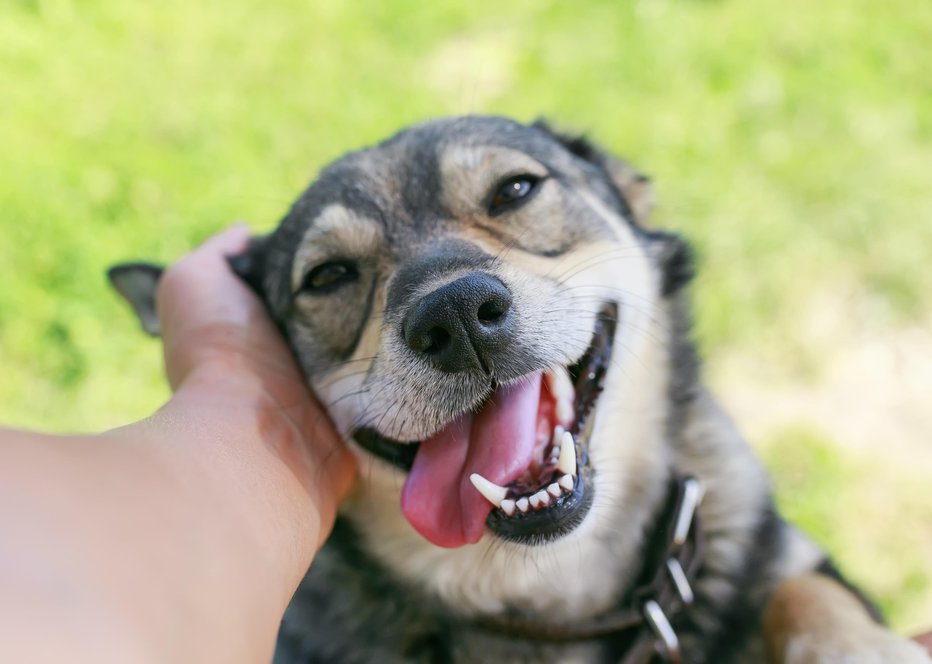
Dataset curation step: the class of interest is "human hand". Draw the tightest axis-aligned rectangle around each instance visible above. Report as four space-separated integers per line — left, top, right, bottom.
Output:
154 224 356 553
0 226 356 662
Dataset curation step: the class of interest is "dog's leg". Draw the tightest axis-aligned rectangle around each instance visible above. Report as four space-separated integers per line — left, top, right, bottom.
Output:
763 572 930 663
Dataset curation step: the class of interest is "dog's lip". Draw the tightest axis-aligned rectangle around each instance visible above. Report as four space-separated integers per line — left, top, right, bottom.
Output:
351 303 618 543
353 427 420 470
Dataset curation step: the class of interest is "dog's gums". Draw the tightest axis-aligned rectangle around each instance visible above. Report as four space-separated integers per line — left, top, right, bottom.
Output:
353 303 617 546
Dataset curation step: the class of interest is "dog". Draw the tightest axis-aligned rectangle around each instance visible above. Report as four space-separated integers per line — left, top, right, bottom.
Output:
109 116 930 663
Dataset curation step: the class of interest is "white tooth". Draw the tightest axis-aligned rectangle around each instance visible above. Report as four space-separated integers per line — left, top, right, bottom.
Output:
529 493 542 509
469 473 509 507
558 474 575 492
557 430 577 476
516 497 530 513
534 490 551 506
500 498 516 516
547 483 562 498
546 368 576 427
556 399 574 426
545 366 575 403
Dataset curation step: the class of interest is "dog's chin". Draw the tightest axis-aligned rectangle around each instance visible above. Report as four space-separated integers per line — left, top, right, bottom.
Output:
353 302 618 546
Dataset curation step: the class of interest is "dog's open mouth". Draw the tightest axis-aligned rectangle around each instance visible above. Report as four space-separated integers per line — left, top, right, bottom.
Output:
353 304 617 547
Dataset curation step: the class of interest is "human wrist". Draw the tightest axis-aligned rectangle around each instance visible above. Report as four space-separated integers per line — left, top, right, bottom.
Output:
172 363 357 546
131 374 321 603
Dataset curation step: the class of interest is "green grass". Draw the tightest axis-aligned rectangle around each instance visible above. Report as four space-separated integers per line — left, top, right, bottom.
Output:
763 427 932 630
1 0 930 632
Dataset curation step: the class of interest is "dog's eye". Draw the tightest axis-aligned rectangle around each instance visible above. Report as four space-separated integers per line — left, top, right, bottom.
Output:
488 175 542 215
300 260 359 294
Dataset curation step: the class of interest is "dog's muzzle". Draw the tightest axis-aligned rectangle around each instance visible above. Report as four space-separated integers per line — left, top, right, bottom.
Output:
355 302 619 548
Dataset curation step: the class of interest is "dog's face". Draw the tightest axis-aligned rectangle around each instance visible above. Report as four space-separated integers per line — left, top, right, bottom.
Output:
234 117 690 616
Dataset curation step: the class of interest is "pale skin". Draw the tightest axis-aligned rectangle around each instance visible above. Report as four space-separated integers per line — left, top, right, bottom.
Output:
0 226 355 663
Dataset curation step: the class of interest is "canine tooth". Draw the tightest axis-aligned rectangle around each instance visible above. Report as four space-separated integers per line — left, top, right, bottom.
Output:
534 490 551 506
547 483 562 498
545 366 575 404
556 399 574 427
516 497 530 513
560 429 574 448
500 498 516 516
556 430 577 476
558 474 575 492
469 473 509 506
546 368 576 428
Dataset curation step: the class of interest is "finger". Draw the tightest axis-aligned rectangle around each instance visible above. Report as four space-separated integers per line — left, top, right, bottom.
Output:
156 225 295 389
158 224 253 335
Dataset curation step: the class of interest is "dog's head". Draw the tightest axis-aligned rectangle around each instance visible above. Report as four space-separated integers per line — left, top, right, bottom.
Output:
113 116 695 617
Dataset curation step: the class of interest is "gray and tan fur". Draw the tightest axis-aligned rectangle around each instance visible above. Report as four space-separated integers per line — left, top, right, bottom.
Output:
111 116 928 663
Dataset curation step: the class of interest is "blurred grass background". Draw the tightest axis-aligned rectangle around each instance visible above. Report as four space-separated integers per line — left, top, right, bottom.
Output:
1 0 930 632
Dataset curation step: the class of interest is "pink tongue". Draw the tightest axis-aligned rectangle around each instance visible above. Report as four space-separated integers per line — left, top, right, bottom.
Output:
400 372 543 547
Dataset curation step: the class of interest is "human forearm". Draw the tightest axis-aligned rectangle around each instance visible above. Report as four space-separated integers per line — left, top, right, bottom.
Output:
0 375 346 662
0 226 355 661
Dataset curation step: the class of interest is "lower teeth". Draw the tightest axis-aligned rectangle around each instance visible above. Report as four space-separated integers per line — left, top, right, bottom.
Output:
500 470 575 515
468 425 580 518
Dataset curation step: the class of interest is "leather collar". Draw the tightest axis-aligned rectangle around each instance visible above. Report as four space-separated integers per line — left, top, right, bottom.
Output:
471 475 704 663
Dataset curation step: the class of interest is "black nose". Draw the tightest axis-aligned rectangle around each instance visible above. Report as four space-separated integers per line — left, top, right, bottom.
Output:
402 272 514 373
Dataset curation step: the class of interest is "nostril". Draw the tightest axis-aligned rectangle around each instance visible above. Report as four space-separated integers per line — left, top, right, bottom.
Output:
423 327 451 354
477 298 509 324
409 325 452 355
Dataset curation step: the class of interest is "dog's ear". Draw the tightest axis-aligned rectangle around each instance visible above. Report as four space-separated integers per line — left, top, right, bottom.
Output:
534 120 693 295
647 231 695 297
108 236 273 337
108 262 164 336
227 235 270 298
533 120 653 226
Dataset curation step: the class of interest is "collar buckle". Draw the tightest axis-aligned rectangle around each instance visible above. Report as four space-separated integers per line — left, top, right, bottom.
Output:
665 558 694 605
641 475 704 662
642 599 682 664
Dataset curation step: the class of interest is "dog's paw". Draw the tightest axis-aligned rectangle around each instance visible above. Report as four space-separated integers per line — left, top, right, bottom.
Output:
782 628 932 664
